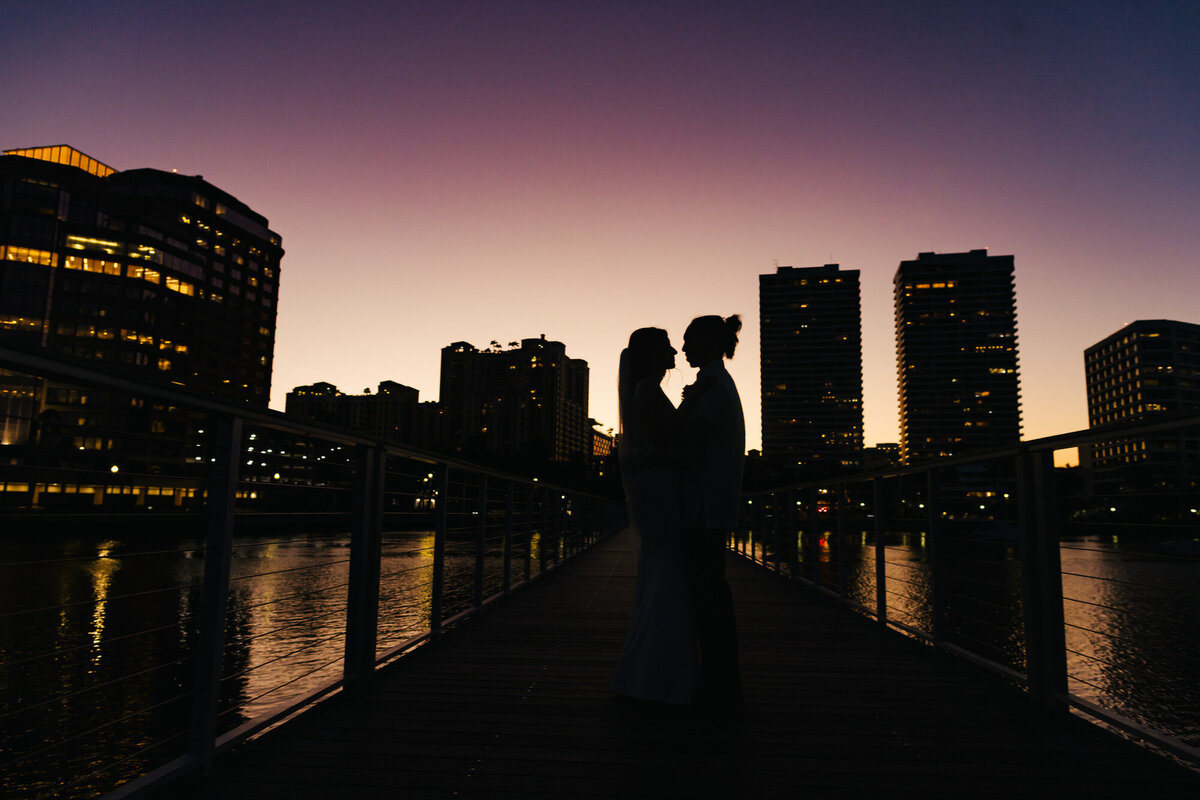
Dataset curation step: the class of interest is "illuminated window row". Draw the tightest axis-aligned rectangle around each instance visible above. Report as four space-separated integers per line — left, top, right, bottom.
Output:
0 245 57 266
66 234 122 254
64 254 122 275
4 145 116 177
0 316 43 332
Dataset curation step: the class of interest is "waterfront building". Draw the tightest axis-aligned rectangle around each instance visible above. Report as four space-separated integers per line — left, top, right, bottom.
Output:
1083 319 1200 496
413 401 447 452
894 249 1021 464
286 380 420 445
862 442 901 470
0 145 282 474
759 264 863 470
439 336 589 463
591 425 614 459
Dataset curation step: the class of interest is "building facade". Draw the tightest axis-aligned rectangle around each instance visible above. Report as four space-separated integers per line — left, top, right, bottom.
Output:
439 336 589 463
1 145 282 470
286 380 421 445
759 264 863 469
1084 319 1200 495
894 250 1021 464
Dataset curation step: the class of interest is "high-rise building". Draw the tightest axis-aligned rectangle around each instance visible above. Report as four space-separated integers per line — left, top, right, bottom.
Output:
1 145 283 467
439 336 589 463
894 249 1021 464
759 264 863 469
1083 319 1200 493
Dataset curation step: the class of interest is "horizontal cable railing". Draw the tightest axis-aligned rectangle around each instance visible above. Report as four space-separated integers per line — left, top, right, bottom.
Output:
0 345 625 800
734 418 1200 768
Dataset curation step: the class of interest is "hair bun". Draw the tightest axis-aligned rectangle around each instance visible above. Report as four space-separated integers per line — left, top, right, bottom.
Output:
723 314 741 357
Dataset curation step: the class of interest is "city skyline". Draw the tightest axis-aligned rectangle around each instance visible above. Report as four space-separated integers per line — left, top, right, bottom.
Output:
5 2 1199 454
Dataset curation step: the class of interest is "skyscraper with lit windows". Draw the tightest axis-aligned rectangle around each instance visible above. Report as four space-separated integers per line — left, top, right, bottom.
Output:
894 249 1021 464
0 145 283 466
759 264 863 469
439 336 589 463
1084 319 1200 493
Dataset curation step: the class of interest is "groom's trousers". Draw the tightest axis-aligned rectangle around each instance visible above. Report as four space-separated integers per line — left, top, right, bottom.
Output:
683 527 742 705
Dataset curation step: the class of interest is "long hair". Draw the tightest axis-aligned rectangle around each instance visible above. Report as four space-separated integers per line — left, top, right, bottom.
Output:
686 314 741 359
618 327 669 437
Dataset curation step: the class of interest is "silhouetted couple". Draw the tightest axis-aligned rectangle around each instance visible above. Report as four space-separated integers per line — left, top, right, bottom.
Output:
612 315 745 711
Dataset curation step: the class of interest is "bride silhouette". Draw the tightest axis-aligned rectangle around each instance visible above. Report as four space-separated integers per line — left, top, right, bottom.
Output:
610 327 699 705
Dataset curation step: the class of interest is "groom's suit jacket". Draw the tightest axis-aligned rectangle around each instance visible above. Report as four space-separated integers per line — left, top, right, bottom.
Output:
678 360 745 531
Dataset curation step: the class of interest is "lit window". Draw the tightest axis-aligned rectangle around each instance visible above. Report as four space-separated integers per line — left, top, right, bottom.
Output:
165 277 194 296
1 245 57 266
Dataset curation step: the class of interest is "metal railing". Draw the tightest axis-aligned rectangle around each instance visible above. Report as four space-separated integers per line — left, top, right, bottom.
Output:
0 346 624 800
733 416 1200 768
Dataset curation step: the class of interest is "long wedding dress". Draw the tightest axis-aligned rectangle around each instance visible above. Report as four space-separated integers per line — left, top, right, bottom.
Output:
611 378 699 705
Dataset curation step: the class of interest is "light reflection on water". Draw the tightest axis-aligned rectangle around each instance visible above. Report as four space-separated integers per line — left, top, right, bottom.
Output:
741 527 1200 749
0 529 536 799
218 531 521 723
1059 541 1200 745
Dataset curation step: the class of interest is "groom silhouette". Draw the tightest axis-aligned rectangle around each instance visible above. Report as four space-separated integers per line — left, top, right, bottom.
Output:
677 314 745 708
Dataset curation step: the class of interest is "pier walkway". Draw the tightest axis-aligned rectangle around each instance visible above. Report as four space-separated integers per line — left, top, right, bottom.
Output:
162 529 1198 799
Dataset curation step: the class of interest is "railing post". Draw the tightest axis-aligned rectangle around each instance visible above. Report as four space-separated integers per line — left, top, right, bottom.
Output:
752 497 760 561
503 481 514 592
188 414 241 772
562 494 570 559
836 483 849 598
748 498 755 556
430 464 448 637
541 487 551 569
784 489 796 574
773 490 782 573
742 499 751 557
1018 448 1068 712
524 486 534 581
926 468 947 642
753 494 763 563
560 494 570 558
744 496 753 561
570 495 579 554
734 497 745 553
554 493 563 561
584 497 593 547
344 445 384 687
807 487 821 583
744 501 753 556
873 477 888 624
474 474 487 610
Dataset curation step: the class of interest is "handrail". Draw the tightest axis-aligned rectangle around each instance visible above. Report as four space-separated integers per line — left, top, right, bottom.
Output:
743 410 1200 495
732 421 1200 768
0 346 626 799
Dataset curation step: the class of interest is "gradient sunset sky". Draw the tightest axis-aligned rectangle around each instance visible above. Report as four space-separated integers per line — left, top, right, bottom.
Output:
5 1 1198 456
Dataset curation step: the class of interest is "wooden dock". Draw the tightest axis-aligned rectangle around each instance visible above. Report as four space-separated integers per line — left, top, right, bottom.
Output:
164 528 1200 799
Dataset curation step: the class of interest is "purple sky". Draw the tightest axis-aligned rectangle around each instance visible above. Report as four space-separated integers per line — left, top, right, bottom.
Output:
5 1 1199 457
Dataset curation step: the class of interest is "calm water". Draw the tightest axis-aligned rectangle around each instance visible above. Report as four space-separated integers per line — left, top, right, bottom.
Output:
0 528 548 800
3 529 1197 798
